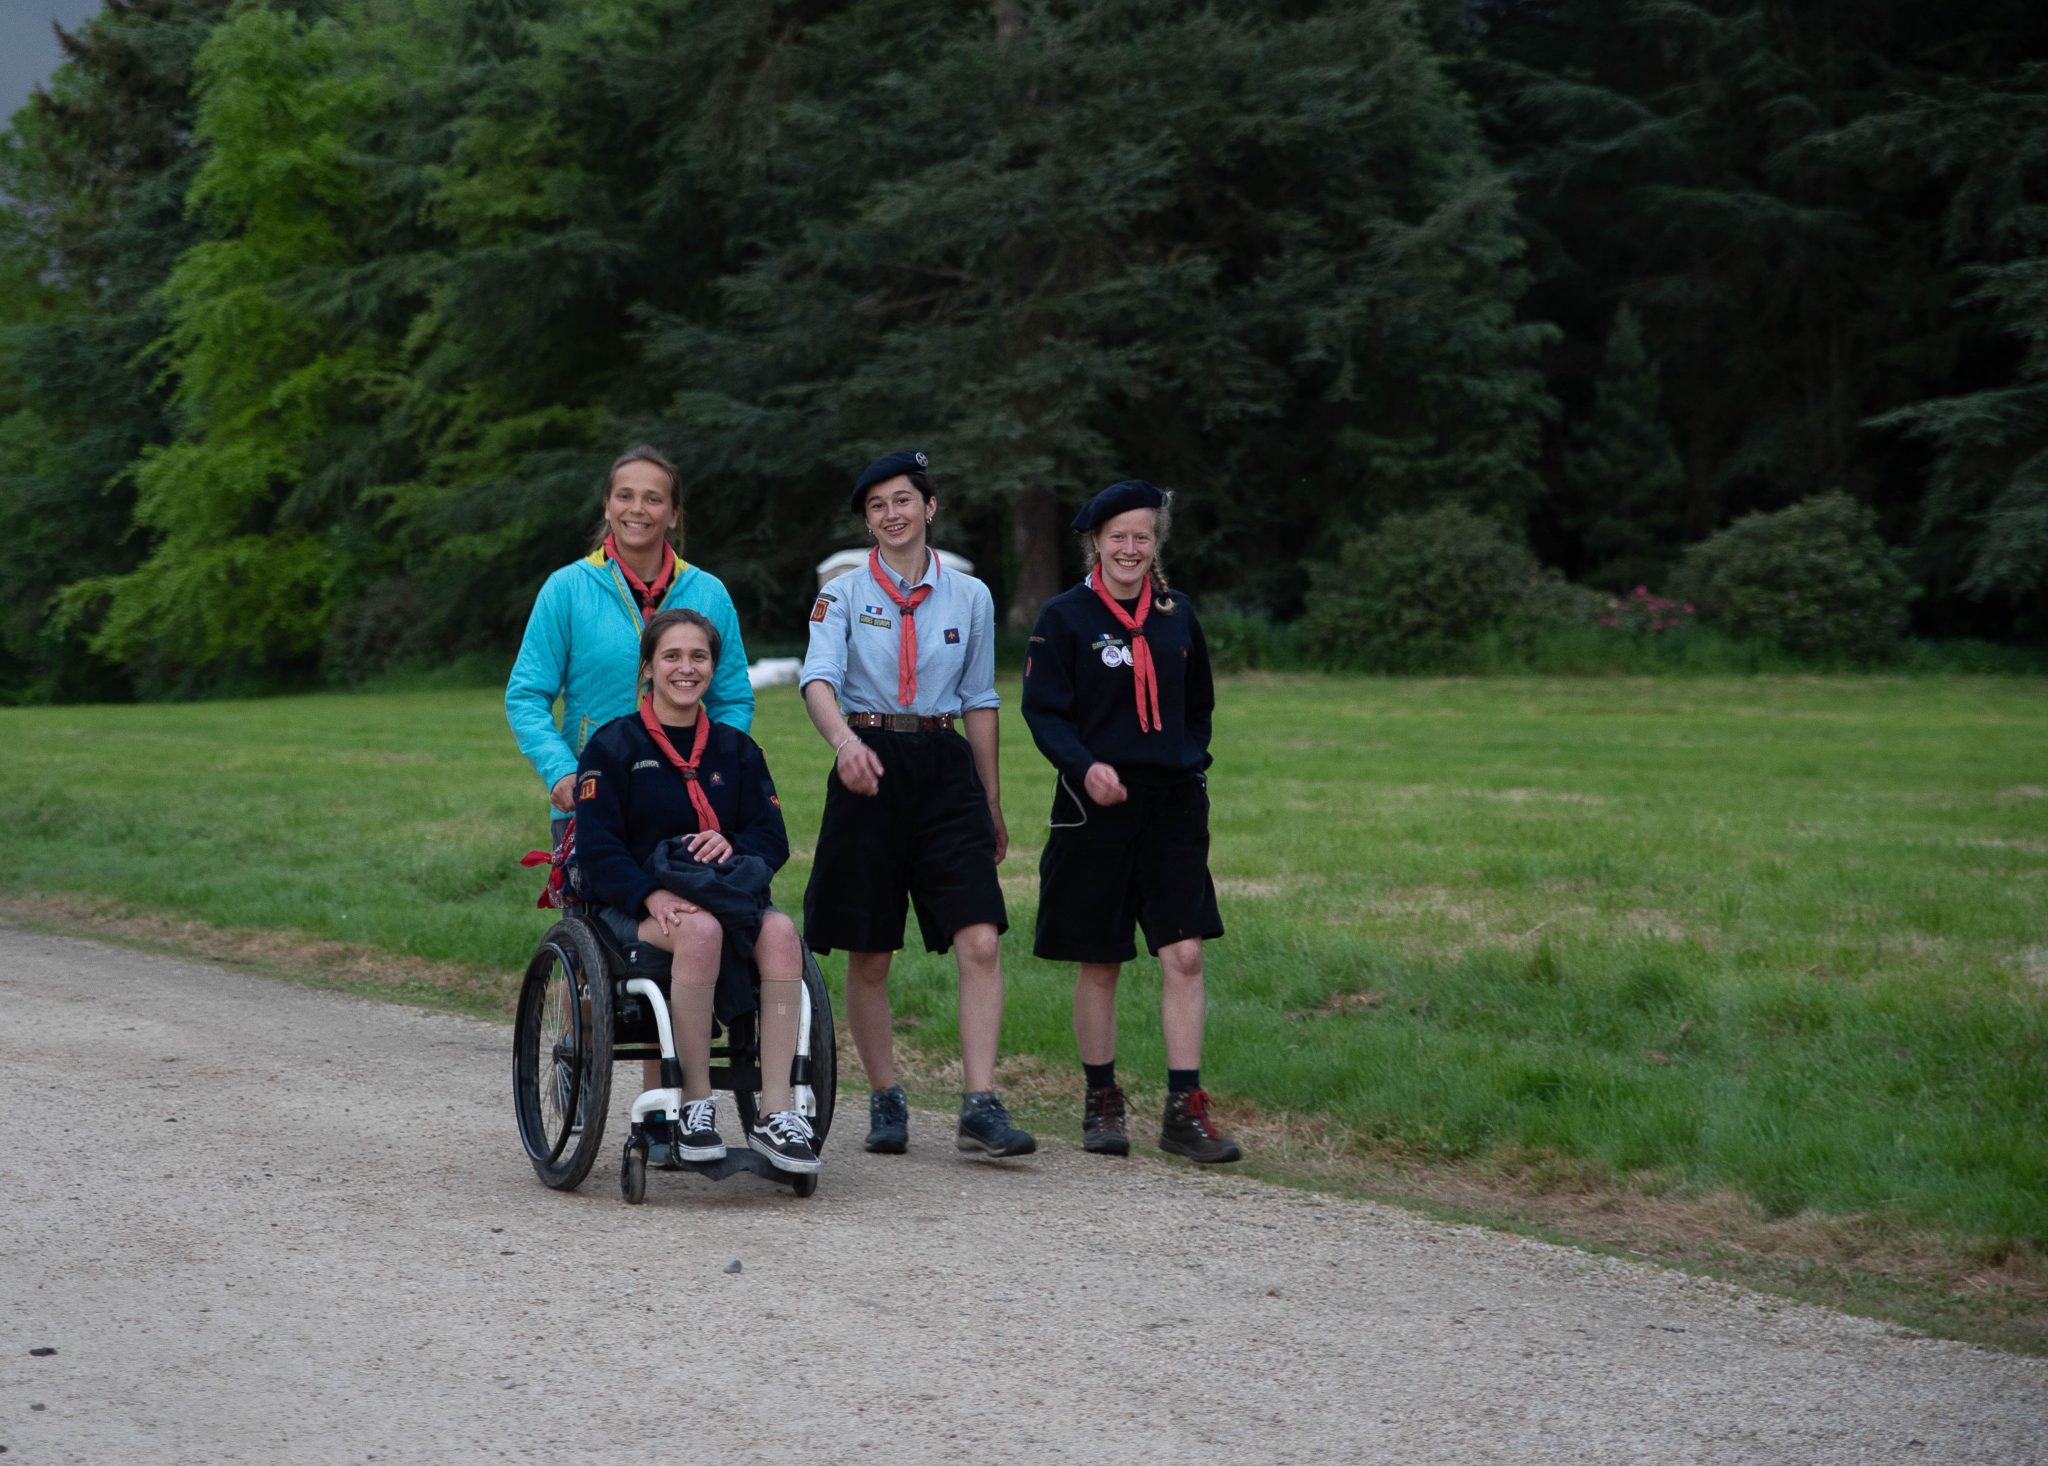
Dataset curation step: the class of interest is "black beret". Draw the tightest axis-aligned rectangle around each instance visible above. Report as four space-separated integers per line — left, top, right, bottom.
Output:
850 450 931 513
1071 479 1167 532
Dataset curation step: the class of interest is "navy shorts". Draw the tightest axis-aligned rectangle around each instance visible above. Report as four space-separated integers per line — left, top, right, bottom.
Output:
802 729 1008 956
1033 773 1223 964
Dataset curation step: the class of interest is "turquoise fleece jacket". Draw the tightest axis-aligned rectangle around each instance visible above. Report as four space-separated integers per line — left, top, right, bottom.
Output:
505 545 755 802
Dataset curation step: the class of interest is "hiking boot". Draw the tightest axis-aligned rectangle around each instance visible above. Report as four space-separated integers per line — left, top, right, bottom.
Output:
866 1084 909 1154
748 1108 823 1174
956 1091 1037 1158
1082 1085 1130 1157
676 1096 726 1162
1159 1088 1241 1164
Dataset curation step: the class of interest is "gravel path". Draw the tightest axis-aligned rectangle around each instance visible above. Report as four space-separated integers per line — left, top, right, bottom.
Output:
0 927 2040 1465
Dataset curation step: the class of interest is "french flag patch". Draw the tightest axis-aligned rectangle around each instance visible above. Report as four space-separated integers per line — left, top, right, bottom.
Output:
864 604 886 617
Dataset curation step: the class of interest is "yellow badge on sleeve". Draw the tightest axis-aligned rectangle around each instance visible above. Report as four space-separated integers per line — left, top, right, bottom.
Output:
578 775 598 802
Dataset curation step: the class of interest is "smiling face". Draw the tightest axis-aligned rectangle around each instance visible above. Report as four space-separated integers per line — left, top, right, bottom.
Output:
605 459 680 559
862 475 932 556
1093 508 1159 598
644 620 715 720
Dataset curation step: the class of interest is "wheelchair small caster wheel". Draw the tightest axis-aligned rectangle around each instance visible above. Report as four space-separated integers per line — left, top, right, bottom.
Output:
621 1139 648 1205
790 1173 818 1199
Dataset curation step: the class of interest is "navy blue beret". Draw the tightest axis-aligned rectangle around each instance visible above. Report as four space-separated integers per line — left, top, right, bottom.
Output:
850 450 931 513
1071 479 1167 532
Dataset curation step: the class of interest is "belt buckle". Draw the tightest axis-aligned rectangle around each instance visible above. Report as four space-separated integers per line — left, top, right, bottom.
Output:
888 713 920 733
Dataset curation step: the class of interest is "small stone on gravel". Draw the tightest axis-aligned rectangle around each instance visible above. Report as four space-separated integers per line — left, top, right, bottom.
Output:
724 1260 742 1275
27 1349 54 1357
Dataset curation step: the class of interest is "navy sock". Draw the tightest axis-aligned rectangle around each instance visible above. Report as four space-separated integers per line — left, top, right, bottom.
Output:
1167 1068 1200 1094
1083 1061 1117 1091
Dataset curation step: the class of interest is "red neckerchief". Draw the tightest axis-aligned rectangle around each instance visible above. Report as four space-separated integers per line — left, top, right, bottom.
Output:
1088 569 1161 734
605 535 676 622
638 698 721 833
869 546 937 707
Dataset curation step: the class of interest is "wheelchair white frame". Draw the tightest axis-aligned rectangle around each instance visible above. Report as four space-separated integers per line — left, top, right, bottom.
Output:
624 975 819 1129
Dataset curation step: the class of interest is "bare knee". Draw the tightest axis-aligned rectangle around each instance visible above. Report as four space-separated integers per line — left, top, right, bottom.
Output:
952 923 1001 971
756 911 801 973
1078 962 1122 995
669 910 724 980
1159 940 1204 989
845 951 892 992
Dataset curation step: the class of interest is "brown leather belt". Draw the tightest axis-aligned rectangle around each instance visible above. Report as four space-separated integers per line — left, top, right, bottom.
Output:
846 712 956 733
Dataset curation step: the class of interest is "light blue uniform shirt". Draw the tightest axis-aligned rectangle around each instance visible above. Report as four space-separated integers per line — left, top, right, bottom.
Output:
800 549 1001 717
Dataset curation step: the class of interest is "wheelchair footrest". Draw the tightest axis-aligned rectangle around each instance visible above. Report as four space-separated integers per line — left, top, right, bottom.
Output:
635 1124 806 1187
646 1143 804 1187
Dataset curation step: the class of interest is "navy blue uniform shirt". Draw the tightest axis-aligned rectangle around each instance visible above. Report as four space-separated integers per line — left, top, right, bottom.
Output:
1021 581 1215 786
573 714 789 917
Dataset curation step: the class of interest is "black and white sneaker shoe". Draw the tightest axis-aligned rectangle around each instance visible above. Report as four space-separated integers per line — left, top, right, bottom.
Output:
676 1097 726 1161
748 1108 822 1174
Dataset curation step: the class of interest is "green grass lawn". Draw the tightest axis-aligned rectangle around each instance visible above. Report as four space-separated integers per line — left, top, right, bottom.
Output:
5 675 2045 1257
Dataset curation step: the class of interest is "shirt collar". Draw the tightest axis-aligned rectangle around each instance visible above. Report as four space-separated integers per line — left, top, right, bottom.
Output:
878 548 939 596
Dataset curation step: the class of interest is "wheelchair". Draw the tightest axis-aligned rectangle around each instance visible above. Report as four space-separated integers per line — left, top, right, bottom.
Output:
512 908 837 1203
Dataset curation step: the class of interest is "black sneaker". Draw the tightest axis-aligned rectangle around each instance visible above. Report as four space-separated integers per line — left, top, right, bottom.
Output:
1159 1088 1241 1164
956 1091 1036 1158
676 1096 726 1162
866 1084 909 1154
1082 1085 1130 1156
748 1109 822 1174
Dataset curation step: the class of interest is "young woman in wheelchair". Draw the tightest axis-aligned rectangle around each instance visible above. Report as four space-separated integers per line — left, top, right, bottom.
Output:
571 607 820 1174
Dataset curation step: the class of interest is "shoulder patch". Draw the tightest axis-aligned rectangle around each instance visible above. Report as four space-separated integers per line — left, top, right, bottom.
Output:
810 597 831 623
577 774 599 802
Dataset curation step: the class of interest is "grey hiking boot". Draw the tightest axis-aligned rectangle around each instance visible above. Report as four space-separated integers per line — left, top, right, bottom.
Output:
1159 1088 1241 1164
866 1083 909 1154
956 1090 1036 1158
1082 1085 1130 1156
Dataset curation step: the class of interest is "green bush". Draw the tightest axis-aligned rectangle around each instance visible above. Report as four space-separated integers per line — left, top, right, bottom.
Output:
1200 607 1297 672
1678 493 1913 662
1299 504 1570 671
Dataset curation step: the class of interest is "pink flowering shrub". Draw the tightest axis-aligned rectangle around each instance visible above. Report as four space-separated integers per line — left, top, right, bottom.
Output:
1598 585 1694 634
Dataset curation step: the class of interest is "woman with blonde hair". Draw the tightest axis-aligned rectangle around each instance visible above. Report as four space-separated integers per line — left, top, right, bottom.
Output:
1021 479 1239 1164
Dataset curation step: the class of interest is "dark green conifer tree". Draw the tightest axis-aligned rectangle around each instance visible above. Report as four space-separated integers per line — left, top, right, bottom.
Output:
1564 303 1685 591
0 0 230 699
649 0 1553 625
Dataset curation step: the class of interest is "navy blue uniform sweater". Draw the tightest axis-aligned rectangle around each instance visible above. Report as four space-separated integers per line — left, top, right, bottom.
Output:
573 713 789 917
1021 581 1214 786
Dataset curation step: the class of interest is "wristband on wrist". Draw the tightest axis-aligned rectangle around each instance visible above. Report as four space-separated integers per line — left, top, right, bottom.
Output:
833 734 858 754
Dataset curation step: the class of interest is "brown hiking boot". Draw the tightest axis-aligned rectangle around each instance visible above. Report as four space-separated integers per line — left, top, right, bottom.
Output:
1082 1085 1130 1156
1159 1088 1242 1164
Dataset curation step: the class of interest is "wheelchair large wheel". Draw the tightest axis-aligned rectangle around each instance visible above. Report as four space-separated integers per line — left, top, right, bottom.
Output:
733 947 837 1152
513 918 615 1190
